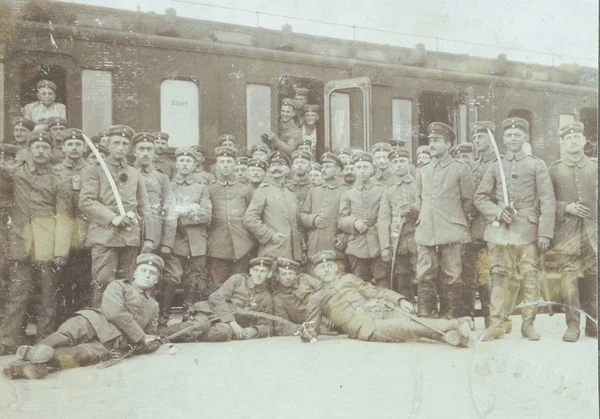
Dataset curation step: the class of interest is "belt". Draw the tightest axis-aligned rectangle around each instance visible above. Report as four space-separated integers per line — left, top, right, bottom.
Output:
499 201 536 210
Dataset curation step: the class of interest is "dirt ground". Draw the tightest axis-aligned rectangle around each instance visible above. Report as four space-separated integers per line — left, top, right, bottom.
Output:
0 313 597 419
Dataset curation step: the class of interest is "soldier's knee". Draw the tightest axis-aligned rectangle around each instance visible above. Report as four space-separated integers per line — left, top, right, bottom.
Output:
206 324 233 342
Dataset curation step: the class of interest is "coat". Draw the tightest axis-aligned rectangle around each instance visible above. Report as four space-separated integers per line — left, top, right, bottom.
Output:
79 156 154 248
168 175 212 257
208 179 255 260
76 279 158 344
548 156 597 254
475 150 555 245
1 162 71 261
300 179 349 259
271 120 302 156
286 177 312 209
193 168 216 186
371 167 398 187
153 155 175 179
338 179 387 259
273 273 321 336
244 179 303 261
469 151 497 241
415 155 474 246
208 273 273 338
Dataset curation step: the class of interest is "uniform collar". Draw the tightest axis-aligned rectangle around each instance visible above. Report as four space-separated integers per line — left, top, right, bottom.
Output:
131 282 152 298
291 176 310 186
105 155 129 169
563 155 590 168
281 119 298 130
26 161 53 175
134 162 155 173
173 174 195 185
396 174 414 184
61 158 87 170
323 178 343 189
479 150 496 163
505 150 527 161
215 178 238 186
247 277 268 291
432 154 453 167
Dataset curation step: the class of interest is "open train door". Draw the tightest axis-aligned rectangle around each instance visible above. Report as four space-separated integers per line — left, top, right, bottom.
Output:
323 77 372 153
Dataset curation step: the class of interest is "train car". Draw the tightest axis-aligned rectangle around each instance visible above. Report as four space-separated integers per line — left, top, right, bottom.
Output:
0 2 597 165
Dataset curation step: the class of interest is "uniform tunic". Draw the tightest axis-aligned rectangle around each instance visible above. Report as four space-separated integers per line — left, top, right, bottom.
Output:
469 151 496 241
273 274 321 336
53 159 89 250
153 154 175 179
286 177 312 209
371 167 398 187
193 168 216 186
271 120 302 156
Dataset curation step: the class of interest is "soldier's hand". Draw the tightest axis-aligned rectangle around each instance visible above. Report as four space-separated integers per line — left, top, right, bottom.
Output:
241 327 258 339
354 220 368 233
399 299 415 314
400 203 412 216
229 321 244 339
140 240 153 253
538 237 551 254
381 249 392 263
498 207 513 224
143 334 160 345
144 339 162 353
314 216 328 229
160 246 172 254
565 202 591 218
111 215 134 229
53 256 68 268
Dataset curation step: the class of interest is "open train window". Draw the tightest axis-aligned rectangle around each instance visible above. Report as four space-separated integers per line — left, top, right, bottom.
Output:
19 64 67 118
417 91 454 147
580 107 598 157
160 79 200 148
392 98 413 157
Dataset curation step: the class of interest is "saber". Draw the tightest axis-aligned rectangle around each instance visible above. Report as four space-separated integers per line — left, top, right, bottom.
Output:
81 132 137 230
539 253 554 316
486 128 515 227
383 301 446 336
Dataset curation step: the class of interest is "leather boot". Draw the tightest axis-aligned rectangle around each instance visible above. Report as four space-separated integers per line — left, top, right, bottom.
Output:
521 275 540 341
3 361 49 380
50 346 110 370
562 273 581 342
158 280 178 328
181 282 197 322
16 332 70 363
501 277 520 334
417 278 437 317
580 274 598 337
482 273 508 341
442 282 463 320
479 285 491 328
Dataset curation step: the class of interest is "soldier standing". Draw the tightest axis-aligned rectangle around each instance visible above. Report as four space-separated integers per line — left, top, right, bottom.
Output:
208 147 255 287
249 144 270 162
415 123 475 319
244 151 304 262
416 145 432 168
152 132 176 179
0 131 71 355
475 117 555 341
308 163 323 187
79 125 154 307
234 156 249 184
287 150 313 209
547 122 597 341
263 98 302 157
371 142 398 186
378 148 419 299
160 147 212 325
246 158 267 190
12 117 35 165
191 145 216 185
338 152 388 287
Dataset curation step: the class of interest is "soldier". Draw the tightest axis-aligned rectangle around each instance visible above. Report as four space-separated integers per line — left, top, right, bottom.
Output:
300 251 474 347
249 144 270 162
463 122 496 326
475 117 555 341
301 153 348 263
22 80 67 132
293 86 309 112
132 132 176 255
335 148 353 166
263 98 302 157
295 138 313 155
46 117 67 165
244 151 304 262
84 144 108 166
0 131 71 355
371 142 398 186
415 123 475 319
160 147 212 326
451 143 475 165
209 135 239 175
287 150 313 209
308 163 323 186
12 117 35 165
301 104 320 154
52 129 92 317
3 253 164 380
416 145 432 168
234 156 249 183
79 125 154 307
246 158 267 190
338 152 387 287
152 132 176 179
208 146 255 287
547 122 597 342
378 148 419 299
191 145 216 186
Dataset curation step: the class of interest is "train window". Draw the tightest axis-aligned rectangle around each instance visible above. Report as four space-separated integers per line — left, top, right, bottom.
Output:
454 94 468 144
160 79 200 148
82 70 112 137
580 107 598 157
508 109 533 154
246 84 272 151
0 63 4 140
417 91 454 147
392 99 413 156
330 92 351 151
19 64 67 125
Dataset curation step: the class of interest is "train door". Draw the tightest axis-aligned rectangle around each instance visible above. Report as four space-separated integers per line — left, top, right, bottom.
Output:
416 91 454 147
323 77 372 153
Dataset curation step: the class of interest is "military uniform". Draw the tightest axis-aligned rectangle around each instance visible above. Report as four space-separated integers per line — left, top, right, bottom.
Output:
47 117 67 165
475 118 555 339
415 123 475 319
273 271 322 336
193 168 216 186
286 176 312 209
271 118 302 157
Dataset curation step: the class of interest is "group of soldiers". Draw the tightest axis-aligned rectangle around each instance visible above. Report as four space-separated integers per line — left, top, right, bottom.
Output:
0 87 597 380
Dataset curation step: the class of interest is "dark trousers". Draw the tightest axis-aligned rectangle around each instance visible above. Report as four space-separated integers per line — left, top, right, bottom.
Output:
163 254 211 314
209 253 252 287
393 251 417 300
57 249 92 321
347 256 388 288
90 246 138 307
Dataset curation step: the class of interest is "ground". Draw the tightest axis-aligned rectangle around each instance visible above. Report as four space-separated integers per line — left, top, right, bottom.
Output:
0 314 597 419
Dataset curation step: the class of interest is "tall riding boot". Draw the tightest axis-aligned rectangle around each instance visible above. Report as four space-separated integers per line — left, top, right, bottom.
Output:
50 346 110 370
461 282 475 319
478 285 491 328
181 282 197 322
417 278 437 317
562 273 581 342
482 273 508 341
521 274 541 340
580 274 598 337
90 281 107 309
442 282 463 320
501 277 520 334
158 280 178 328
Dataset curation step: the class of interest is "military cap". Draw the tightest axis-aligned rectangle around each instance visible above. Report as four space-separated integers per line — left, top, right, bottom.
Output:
248 158 268 171
352 151 373 164
416 145 431 156
0 144 19 158
390 138 407 148
427 122 456 143
371 142 393 154
559 122 585 139
13 117 35 131
84 144 108 159
295 138 313 149
154 132 170 142
281 98 296 109
98 129 108 138
334 147 353 158
320 152 344 169
191 145 207 155
388 147 410 160
132 132 157 146
501 117 529 133
36 79 57 92
218 134 236 145
268 151 291 166
27 131 54 148
174 147 198 161
250 144 270 155
105 125 135 141
215 146 238 159
47 117 68 128
470 121 496 135
303 104 320 113
455 143 474 155
249 257 274 268
310 163 322 171
310 250 337 266
277 257 300 271
62 128 86 142
90 135 100 145
291 149 312 162
136 253 165 271
293 86 309 96
236 156 249 166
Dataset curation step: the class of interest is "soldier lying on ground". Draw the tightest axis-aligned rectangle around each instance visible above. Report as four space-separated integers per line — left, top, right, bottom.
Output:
300 251 474 347
158 257 274 342
2 254 165 380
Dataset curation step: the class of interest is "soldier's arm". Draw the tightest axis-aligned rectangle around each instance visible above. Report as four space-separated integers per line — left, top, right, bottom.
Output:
243 188 275 245
78 167 119 226
301 290 325 341
53 178 73 259
208 275 240 322
377 188 393 252
299 189 318 228
144 304 160 335
548 165 568 222
337 191 358 233
535 161 557 239
459 163 476 219
252 294 273 339
474 165 503 222
102 282 147 344
271 132 301 157
138 174 155 244
273 295 299 336
352 274 406 305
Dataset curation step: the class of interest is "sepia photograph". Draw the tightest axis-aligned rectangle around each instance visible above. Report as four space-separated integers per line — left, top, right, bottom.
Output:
0 0 597 417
